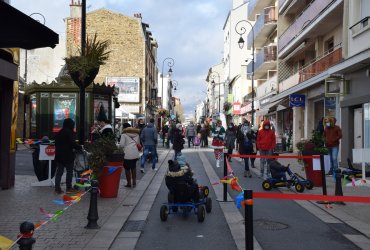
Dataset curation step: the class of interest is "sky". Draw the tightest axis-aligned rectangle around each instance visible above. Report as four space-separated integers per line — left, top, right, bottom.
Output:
12 0 233 117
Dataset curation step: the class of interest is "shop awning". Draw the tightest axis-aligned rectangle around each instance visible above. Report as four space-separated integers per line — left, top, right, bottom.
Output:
256 100 281 116
0 2 59 49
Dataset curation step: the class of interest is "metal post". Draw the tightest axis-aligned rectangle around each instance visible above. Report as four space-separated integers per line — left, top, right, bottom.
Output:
223 152 228 201
85 180 100 229
161 58 174 130
244 189 253 250
17 221 36 250
320 154 327 195
334 169 345 205
81 0 86 56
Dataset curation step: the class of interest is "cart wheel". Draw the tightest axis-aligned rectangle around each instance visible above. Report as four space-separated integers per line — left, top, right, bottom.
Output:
197 205 206 222
262 180 272 191
202 186 209 198
305 180 314 190
295 183 305 193
205 197 212 213
160 205 168 221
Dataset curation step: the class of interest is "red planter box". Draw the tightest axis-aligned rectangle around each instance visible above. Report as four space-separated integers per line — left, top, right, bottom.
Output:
99 162 122 198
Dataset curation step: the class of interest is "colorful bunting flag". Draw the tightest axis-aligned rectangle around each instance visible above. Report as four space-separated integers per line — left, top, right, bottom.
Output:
235 192 244 209
0 235 14 250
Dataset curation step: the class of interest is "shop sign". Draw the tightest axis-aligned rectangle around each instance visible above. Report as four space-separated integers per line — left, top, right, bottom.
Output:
233 102 241 114
240 103 252 114
289 94 305 107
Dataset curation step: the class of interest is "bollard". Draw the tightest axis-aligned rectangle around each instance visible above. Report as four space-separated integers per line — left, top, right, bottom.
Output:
320 154 327 195
85 180 100 229
17 221 35 250
334 169 345 205
223 152 228 202
244 190 253 250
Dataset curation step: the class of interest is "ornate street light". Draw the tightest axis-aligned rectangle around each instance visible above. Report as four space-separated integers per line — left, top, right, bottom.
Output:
235 20 255 126
210 71 221 113
161 57 175 109
172 80 178 91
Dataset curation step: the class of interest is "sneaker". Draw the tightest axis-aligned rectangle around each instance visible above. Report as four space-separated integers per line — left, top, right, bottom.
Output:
140 168 145 173
152 168 158 171
326 171 333 176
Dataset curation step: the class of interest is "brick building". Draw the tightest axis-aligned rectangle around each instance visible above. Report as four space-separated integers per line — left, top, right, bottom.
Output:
66 1 158 119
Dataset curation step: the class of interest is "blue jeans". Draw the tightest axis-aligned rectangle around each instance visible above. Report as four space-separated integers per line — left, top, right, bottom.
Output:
328 146 339 173
260 149 273 177
187 136 194 147
244 158 250 171
141 145 158 169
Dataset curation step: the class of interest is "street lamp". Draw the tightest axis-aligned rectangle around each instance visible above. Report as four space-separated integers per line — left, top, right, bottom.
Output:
161 57 175 109
210 71 221 114
235 20 255 127
172 80 178 91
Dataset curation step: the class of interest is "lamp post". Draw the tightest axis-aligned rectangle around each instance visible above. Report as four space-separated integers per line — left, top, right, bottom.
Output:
161 57 174 130
235 20 255 127
210 71 221 114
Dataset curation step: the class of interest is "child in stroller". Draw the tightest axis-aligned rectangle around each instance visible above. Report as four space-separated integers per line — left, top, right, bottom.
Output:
165 159 200 203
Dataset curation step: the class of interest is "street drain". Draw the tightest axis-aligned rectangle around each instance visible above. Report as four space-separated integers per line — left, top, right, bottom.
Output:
121 220 146 232
254 219 289 231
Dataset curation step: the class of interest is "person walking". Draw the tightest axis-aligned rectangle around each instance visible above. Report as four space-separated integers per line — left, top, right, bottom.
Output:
324 117 342 175
173 123 185 159
200 124 208 148
140 118 158 173
257 119 276 179
97 118 114 138
119 123 140 187
54 118 82 194
236 119 254 177
211 120 226 168
224 123 236 162
186 121 196 148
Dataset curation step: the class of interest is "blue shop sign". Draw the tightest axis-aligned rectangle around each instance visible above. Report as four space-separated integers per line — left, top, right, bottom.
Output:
289 94 305 107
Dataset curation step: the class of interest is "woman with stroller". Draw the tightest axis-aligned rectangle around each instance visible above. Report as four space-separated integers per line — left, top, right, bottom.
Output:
119 123 141 187
173 123 185 159
211 120 225 168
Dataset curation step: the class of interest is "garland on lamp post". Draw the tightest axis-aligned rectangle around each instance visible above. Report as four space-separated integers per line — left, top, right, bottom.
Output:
157 108 169 117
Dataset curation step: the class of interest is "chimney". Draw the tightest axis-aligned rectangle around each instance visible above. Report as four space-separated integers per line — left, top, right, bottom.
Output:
70 0 82 18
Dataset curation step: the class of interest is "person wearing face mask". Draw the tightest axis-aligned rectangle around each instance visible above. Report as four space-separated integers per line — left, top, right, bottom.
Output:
256 119 276 179
323 117 342 176
211 120 226 168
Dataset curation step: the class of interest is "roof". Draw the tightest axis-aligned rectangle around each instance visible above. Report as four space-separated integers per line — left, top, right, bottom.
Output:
0 2 59 49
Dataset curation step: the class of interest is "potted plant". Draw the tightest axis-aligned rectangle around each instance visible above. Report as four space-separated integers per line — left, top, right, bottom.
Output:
64 33 110 88
85 136 124 198
296 130 328 187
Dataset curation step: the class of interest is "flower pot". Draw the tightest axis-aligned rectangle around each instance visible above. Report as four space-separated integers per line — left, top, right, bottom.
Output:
302 149 322 187
99 162 122 198
69 67 100 88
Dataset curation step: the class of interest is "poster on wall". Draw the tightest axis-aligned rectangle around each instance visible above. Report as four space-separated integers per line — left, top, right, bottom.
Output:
31 94 37 133
106 76 140 103
52 93 76 132
94 95 109 122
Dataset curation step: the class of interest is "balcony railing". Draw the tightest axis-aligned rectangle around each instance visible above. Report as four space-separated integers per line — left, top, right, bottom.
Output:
299 46 342 82
249 45 277 73
247 6 277 49
279 0 288 10
278 0 337 51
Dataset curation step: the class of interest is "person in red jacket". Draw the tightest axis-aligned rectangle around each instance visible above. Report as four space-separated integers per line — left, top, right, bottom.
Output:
257 119 276 179
323 117 342 175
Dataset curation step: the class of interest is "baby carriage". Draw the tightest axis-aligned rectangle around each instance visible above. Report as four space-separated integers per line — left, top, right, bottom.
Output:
73 148 92 190
193 135 201 148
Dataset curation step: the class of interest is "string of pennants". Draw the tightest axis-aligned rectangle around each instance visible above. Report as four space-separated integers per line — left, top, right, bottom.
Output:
0 169 93 250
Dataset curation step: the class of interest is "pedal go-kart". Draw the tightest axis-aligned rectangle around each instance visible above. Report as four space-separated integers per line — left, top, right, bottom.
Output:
160 185 212 222
262 165 314 193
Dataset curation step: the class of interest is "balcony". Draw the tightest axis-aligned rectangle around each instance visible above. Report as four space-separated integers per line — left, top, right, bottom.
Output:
248 45 277 79
279 0 307 16
248 0 274 21
278 46 342 91
247 6 277 49
299 46 342 82
256 75 278 98
278 0 343 58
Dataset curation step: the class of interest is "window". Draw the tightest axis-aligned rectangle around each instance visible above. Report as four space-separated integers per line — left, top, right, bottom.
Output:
325 37 334 53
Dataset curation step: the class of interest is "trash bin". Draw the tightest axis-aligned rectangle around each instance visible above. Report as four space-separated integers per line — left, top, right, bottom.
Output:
31 144 56 181
99 162 123 198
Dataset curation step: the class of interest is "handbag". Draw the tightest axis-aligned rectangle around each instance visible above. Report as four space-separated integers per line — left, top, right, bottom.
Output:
128 136 143 152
